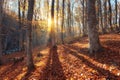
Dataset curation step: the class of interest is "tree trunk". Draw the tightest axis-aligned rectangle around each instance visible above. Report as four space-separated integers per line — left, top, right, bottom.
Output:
115 0 118 30
87 0 102 53
61 0 65 44
85 0 88 35
0 0 3 65
67 0 72 36
82 0 85 36
47 0 49 27
108 0 113 31
119 11 120 31
96 0 100 30
103 0 107 33
98 0 104 34
50 0 55 47
26 0 35 72
72 2 75 36
56 0 59 43
22 0 26 50
18 0 23 51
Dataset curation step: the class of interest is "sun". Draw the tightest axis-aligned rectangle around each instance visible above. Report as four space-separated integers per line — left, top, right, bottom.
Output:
48 18 52 26
47 18 57 33
47 18 52 32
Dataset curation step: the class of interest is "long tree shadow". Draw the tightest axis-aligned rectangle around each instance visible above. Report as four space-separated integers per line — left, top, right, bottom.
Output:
0 62 25 80
40 46 66 80
63 45 120 79
103 40 120 49
66 40 120 69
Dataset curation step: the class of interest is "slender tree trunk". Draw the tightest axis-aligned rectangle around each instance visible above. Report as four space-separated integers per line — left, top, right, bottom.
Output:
103 0 107 33
26 0 35 72
50 0 55 47
96 0 100 30
22 0 26 50
61 0 65 44
72 2 75 36
67 0 72 36
108 0 113 31
0 0 3 65
18 0 23 51
115 0 118 30
85 0 88 35
119 11 120 31
79 14 82 36
82 0 85 36
56 0 59 43
98 0 104 33
47 0 49 27
87 0 102 53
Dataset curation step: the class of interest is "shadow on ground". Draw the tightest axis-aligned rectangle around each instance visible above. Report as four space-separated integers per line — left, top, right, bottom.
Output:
40 46 66 80
0 62 25 80
62 44 120 79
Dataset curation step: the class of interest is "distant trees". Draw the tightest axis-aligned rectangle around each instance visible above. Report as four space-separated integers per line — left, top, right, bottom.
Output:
26 0 35 72
87 0 102 53
0 0 120 64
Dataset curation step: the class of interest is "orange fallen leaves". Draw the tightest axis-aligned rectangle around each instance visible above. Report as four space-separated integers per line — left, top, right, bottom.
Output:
0 34 120 80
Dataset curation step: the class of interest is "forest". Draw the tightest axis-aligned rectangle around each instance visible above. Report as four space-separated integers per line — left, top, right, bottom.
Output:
0 0 120 80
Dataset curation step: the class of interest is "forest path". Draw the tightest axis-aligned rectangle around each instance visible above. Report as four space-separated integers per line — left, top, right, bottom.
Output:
0 34 120 80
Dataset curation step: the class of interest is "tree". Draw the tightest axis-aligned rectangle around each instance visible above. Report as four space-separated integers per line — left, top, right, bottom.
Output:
87 0 102 53
56 0 59 42
108 0 113 31
82 0 85 36
115 0 118 30
26 0 35 72
98 0 104 33
67 0 72 36
103 0 107 33
50 0 55 47
119 14 120 30
18 0 23 50
22 0 27 50
0 0 3 65
61 0 65 44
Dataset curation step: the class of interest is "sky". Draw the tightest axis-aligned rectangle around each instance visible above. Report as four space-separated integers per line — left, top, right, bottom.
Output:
6 0 120 16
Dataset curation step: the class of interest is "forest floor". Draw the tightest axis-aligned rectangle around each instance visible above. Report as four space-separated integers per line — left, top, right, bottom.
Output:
0 33 120 80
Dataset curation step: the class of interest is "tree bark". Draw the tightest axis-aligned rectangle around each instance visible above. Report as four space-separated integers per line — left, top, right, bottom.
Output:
67 0 72 36
61 0 65 44
22 0 26 50
115 0 118 30
72 2 75 36
50 0 55 47
103 0 107 33
82 0 85 36
98 0 104 33
56 0 59 43
26 0 35 72
108 0 113 31
87 0 102 53
18 0 23 51
119 10 120 32
119 11 120 31
0 0 3 65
